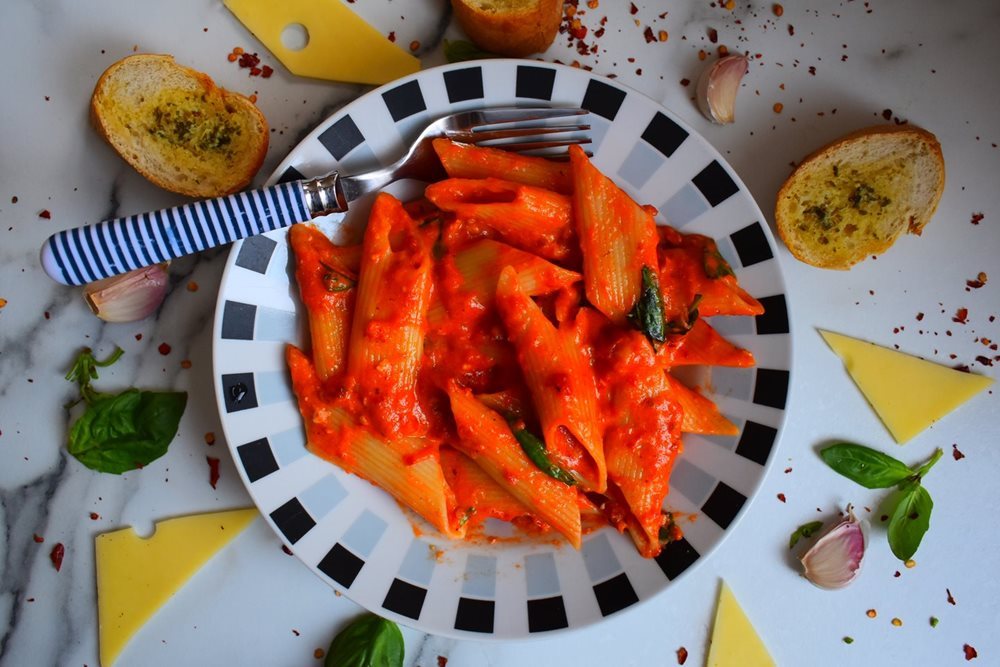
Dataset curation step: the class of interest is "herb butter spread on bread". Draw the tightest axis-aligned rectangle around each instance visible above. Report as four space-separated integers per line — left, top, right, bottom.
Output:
775 125 944 270
91 54 268 198
451 0 562 57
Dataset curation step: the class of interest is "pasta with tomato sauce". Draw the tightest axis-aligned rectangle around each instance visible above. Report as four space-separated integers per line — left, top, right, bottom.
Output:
286 141 763 558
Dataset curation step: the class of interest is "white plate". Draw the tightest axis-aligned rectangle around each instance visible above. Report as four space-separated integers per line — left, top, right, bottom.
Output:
212 60 792 639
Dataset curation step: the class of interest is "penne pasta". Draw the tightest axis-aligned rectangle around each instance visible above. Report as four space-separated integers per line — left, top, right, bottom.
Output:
658 319 756 368
495 267 607 493
346 193 433 437
286 345 465 539
425 177 575 262
570 144 659 325
288 224 360 382
447 383 583 548
432 138 572 194
663 372 740 435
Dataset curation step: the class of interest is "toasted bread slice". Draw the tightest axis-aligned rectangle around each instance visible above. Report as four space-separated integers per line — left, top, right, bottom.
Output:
451 0 562 57
774 125 944 269
91 54 268 198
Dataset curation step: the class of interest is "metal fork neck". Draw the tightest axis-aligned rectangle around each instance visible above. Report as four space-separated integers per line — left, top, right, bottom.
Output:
302 172 348 217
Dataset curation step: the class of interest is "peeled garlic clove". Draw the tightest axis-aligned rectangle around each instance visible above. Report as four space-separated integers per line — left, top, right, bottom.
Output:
83 263 170 322
696 54 750 124
800 506 868 590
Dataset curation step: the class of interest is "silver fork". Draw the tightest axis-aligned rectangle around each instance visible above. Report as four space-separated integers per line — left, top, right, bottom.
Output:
40 107 590 286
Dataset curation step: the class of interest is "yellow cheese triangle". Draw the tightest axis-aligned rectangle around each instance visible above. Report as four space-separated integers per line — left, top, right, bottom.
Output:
820 330 993 443
224 0 421 85
707 582 776 667
96 508 258 666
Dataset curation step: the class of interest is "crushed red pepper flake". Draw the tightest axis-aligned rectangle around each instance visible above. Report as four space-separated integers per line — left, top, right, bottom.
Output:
33 533 44 543
891 617 902 627
964 644 978 660
135 333 143 341
773 3 784 16
953 308 969 324
893 570 901 578
38 209 51 219
158 342 171 355
89 512 100 520
676 647 689 664
314 648 325 660
947 588 956 605
261 65 273 78
680 78 691 86
708 27 719 43
784 467 792 473
777 493 786 503
630 2 638 14
207 456 221 489
866 609 877 618
952 444 965 460
180 359 192 369
643 26 655 43
281 544 293 556
773 102 784 113
966 272 987 289
50 543 65 572
916 312 925 321
387 31 396 43
437 658 449 667
0 298 7 309
970 213 984 225
410 40 420 52
975 355 994 367
204 431 216 445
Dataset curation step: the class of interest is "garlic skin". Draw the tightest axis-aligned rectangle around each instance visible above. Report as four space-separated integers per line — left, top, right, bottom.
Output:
800 506 868 590
696 54 750 124
83 263 170 322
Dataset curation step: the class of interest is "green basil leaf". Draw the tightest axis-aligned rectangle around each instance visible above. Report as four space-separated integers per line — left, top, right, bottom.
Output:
443 39 497 63
627 265 666 344
788 520 824 549
703 247 735 279
887 484 933 561
820 442 914 489
325 614 404 667
68 389 187 474
512 428 577 486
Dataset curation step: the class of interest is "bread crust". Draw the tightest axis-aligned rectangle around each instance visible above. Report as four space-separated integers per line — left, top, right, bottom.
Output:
774 124 944 270
451 0 562 57
90 54 268 198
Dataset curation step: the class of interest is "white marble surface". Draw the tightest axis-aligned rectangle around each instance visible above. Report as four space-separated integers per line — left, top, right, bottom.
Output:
2 1 999 666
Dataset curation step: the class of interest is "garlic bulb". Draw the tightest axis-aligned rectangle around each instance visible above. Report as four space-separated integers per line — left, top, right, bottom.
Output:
696 54 750 124
800 505 868 590
83 263 170 322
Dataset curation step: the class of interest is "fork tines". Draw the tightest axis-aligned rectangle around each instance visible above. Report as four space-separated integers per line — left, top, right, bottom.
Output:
448 107 591 156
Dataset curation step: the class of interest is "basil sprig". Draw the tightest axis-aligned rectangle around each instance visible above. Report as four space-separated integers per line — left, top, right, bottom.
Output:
788 520 824 549
64 348 187 474
325 614 403 667
512 428 577 486
820 442 943 561
628 265 666 344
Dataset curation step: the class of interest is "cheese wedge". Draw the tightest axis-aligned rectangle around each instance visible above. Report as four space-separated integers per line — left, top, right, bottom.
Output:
707 581 776 667
224 0 420 85
820 330 993 443
96 508 258 666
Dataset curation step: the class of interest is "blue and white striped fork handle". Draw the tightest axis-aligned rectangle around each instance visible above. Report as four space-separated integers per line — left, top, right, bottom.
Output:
40 180 315 286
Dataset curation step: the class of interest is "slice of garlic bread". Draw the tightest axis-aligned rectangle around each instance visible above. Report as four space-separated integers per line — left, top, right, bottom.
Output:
451 0 562 57
775 125 944 269
91 54 268 198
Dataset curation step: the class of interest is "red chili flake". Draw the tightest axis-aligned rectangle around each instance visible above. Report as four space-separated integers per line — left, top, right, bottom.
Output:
953 308 969 324
955 364 971 373
680 78 691 86
964 644 978 660
966 272 987 289
894 570 901 578
975 355 993 367
676 647 689 665
947 588 956 605
134 333 143 341
204 431 216 446
89 512 100 520
261 65 274 78
808 66 816 75
158 342 171 355
33 534 44 543
50 543 65 572
630 2 639 14
570 24 588 40
38 209 51 219
314 648 326 659
777 493 786 503
207 456 221 489
773 3 784 16
971 212 984 225
643 26 656 43
281 544 293 556
880 514 889 522
11 196 17 203
44 311 51 320
708 27 719 43
788 24 795 36
784 467 792 473
238 52 260 69
953 444 966 460
437 658 449 667
916 312 925 321
250 66 262 77
387 31 396 43
180 359 192 369
882 108 893 121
